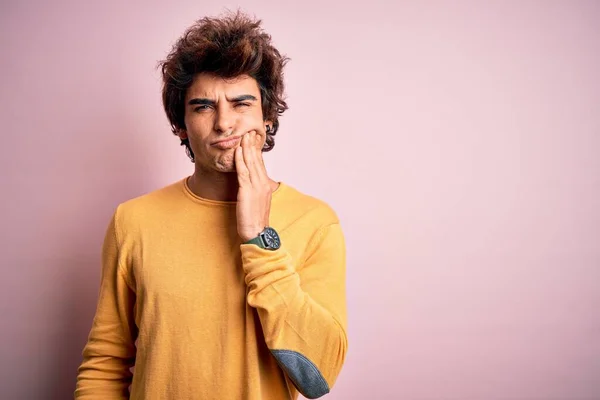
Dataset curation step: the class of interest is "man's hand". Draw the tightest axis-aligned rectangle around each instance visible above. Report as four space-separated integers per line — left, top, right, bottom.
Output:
235 129 273 242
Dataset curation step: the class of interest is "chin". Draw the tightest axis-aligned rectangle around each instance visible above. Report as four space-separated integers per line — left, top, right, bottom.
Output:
198 151 236 173
213 159 236 173
218 165 236 173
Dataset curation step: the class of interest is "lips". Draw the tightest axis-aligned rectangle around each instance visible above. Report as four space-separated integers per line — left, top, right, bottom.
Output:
212 136 241 150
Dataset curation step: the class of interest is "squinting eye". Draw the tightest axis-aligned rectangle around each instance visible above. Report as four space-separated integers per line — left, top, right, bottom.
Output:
194 105 211 112
235 103 251 108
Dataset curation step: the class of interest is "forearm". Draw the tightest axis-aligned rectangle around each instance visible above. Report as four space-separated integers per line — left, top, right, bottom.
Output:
75 350 135 399
241 223 348 398
246 264 347 391
75 293 137 399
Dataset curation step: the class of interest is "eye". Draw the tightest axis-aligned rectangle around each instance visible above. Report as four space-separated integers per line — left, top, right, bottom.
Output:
235 102 251 108
194 105 212 112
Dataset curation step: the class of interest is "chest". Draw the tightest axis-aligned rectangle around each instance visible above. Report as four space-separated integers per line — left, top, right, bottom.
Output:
131 228 247 324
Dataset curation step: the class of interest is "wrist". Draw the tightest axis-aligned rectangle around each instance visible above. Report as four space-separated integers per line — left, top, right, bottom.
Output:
242 226 281 250
241 227 265 243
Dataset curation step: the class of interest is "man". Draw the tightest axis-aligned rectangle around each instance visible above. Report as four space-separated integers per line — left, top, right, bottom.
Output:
75 11 347 400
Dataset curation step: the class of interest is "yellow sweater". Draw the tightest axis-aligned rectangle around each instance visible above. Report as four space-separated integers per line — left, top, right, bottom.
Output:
75 178 348 400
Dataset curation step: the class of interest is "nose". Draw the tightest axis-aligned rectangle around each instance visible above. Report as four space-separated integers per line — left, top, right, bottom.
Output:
213 105 236 134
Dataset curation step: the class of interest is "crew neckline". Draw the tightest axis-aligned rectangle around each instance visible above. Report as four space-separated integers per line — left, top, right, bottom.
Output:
181 176 286 206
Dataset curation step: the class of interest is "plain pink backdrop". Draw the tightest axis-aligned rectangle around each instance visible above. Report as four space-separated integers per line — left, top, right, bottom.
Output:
1 1 599 399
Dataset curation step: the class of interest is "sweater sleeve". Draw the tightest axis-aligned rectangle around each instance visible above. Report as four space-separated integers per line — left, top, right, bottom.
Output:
240 223 348 399
75 212 138 399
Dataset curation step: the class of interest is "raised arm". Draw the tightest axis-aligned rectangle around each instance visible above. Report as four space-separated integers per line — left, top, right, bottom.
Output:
241 222 348 399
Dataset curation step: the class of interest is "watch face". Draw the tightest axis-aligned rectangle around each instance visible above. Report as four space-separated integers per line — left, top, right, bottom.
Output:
263 227 281 249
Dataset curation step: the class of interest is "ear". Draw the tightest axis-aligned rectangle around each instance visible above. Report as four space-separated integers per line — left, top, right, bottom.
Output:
177 129 188 140
265 120 273 133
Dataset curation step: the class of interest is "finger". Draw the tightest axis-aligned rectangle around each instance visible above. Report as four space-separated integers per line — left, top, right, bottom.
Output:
252 132 269 181
235 145 250 186
250 131 269 184
243 132 261 185
254 127 266 150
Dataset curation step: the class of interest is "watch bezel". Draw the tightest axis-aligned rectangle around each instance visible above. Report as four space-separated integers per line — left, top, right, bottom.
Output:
261 226 281 250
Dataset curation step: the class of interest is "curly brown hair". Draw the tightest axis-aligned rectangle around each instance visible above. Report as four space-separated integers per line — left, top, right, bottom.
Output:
158 11 290 162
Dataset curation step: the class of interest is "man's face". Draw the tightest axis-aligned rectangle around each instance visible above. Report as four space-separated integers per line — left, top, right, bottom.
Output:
181 72 268 173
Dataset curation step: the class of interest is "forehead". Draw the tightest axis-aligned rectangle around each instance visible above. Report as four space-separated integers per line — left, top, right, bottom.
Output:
186 73 260 99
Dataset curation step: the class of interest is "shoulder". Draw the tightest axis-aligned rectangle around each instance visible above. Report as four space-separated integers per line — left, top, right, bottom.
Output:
113 179 185 231
276 182 340 228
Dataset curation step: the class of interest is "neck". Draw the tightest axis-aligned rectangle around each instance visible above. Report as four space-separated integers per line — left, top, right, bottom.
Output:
187 165 279 202
188 166 239 202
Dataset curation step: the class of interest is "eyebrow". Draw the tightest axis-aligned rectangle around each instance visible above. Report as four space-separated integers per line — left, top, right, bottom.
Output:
188 94 258 106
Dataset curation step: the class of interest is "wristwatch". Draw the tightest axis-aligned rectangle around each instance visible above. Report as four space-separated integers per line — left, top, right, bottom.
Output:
244 227 281 250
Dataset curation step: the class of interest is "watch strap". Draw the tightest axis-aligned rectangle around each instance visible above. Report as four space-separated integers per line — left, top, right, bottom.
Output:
244 234 266 248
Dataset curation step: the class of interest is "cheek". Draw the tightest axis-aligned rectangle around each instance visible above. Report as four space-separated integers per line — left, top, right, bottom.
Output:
186 118 212 139
249 112 266 142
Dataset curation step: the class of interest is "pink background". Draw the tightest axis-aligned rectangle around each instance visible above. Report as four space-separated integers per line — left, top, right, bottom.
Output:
1 1 599 399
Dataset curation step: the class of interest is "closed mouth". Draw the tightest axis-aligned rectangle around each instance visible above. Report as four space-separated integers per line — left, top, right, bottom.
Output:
212 136 242 149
